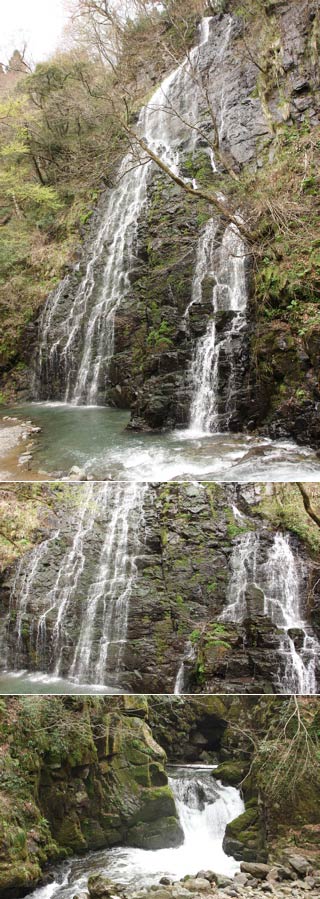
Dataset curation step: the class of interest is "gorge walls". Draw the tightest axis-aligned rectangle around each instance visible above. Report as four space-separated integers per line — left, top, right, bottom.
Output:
1 696 320 899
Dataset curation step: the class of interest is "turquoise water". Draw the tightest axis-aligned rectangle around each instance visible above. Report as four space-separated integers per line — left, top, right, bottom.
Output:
0 671 124 694
2 402 320 482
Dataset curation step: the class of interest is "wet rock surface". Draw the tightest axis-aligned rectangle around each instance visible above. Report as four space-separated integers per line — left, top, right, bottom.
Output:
0 482 319 693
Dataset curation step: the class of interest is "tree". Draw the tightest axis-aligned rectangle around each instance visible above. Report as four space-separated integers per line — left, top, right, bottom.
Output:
67 0 255 240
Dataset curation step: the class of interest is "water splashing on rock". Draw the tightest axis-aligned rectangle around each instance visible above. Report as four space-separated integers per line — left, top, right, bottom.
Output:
1 484 146 686
222 529 320 693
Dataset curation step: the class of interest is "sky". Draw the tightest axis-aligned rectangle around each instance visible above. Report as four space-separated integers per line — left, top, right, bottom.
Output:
0 0 69 66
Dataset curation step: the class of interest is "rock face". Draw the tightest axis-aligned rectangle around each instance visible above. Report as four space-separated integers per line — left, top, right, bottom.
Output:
0 697 183 898
3 1 311 447
0 482 319 693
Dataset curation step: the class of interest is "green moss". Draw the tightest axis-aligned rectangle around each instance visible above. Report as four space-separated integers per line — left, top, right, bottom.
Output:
253 484 320 555
212 761 247 786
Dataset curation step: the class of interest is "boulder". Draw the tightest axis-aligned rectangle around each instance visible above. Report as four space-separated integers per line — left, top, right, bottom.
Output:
240 863 270 880
288 854 310 877
195 871 218 883
88 874 122 899
184 879 211 892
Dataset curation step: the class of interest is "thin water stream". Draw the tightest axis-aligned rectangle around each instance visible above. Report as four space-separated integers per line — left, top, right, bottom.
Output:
222 530 320 693
0 483 146 690
22 766 243 899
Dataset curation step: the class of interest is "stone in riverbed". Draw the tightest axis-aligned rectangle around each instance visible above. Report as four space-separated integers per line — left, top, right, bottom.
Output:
171 889 192 899
215 876 233 888
267 866 295 883
233 873 248 885
184 878 211 891
288 855 310 877
196 871 218 883
88 873 123 899
68 465 88 480
240 863 270 880
147 891 171 899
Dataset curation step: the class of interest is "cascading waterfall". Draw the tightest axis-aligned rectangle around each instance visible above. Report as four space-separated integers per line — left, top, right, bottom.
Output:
220 530 260 623
264 534 319 694
188 221 247 435
168 766 244 877
1 530 61 669
34 17 216 405
1 484 146 685
69 483 146 682
21 766 243 899
222 529 320 693
174 641 196 694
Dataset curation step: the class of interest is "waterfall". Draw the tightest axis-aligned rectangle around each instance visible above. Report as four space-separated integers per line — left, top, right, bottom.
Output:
188 222 247 435
174 641 196 694
1 484 146 685
264 534 319 694
169 766 244 877
222 529 320 693
69 483 146 682
34 17 215 405
1 530 60 669
221 530 260 623
22 765 243 899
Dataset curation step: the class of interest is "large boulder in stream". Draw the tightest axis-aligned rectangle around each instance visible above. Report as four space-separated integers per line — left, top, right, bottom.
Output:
88 874 123 899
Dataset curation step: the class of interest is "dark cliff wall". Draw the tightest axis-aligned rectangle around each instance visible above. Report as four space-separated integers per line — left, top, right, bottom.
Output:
0 483 320 694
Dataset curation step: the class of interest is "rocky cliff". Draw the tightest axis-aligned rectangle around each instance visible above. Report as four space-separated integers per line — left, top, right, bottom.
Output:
109 0 320 441
0 482 320 693
1 0 318 448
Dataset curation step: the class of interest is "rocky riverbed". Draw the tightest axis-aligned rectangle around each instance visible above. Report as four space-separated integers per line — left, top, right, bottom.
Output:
0 415 43 480
80 860 320 899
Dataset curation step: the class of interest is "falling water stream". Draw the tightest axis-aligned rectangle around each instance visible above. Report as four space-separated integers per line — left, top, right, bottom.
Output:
35 18 216 405
222 529 320 693
22 766 244 899
2 15 320 479
188 222 247 435
174 642 196 695
0 484 146 689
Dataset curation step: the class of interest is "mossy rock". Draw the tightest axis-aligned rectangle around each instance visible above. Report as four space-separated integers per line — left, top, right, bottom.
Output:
0 861 42 896
127 815 184 850
223 804 266 862
54 815 87 852
212 760 247 786
88 873 122 899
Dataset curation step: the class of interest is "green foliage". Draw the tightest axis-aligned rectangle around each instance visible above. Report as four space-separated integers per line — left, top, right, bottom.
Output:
252 698 320 822
204 622 231 649
146 320 174 349
0 51 125 377
250 124 320 318
190 628 201 644
254 484 320 555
